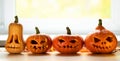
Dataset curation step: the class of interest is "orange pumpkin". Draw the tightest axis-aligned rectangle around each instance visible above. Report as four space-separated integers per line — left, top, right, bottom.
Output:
26 27 52 54
5 16 25 54
85 19 118 54
53 27 83 54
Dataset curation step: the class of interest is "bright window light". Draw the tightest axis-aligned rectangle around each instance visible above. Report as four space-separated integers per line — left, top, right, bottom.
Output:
14 0 112 34
3 0 120 35
16 0 110 19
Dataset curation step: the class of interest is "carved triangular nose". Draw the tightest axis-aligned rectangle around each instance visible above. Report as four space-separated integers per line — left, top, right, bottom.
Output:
101 42 106 45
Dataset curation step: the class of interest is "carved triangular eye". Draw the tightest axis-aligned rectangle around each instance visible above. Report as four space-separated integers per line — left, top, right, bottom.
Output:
40 40 45 44
94 37 100 43
59 39 65 43
106 37 112 42
15 40 19 44
31 40 38 44
70 40 76 43
9 36 13 43
15 36 19 44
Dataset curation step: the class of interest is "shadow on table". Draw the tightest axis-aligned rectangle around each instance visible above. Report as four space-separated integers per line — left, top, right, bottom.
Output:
56 53 81 56
88 53 116 57
27 53 50 56
7 53 24 57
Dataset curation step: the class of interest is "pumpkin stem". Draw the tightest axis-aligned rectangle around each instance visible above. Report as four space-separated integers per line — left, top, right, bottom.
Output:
98 19 102 26
14 16 18 23
35 27 40 34
96 19 105 30
66 27 71 35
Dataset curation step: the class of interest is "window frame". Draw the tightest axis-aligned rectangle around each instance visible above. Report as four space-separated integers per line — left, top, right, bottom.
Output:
0 0 120 35
0 0 16 34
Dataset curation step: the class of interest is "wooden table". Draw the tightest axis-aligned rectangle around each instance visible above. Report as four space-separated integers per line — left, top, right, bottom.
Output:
0 35 120 61
0 48 120 61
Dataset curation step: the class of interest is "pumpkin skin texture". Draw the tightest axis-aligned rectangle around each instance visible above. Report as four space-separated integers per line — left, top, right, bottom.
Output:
53 27 83 54
26 27 52 54
5 16 25 54
85 19 117 54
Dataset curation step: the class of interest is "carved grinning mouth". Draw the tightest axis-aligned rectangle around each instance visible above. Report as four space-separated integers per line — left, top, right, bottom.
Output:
92 44 111 49
30 45 48 50
57 45 79 48
7 46 20 49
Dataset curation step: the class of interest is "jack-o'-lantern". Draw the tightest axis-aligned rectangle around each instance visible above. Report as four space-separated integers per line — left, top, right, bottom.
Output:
85 19 118 54
5 16 25 54
26 27 52 54
53 27 83 54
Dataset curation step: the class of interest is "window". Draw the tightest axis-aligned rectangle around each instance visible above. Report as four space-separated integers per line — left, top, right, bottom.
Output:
0 0 15 34
16 0 110 18
1 0 120 35
0 0 4 32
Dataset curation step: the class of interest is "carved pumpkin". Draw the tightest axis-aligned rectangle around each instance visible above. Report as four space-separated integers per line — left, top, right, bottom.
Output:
85 19 118 54
26 27 52 54
5 16 25 54
53 27 83 54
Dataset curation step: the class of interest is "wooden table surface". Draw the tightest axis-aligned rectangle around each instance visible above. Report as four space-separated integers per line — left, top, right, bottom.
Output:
0 48 120 61
0 35 120 61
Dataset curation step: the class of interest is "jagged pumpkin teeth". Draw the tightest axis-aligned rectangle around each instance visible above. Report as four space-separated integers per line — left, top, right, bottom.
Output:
26 27 52 54
85 19 118 54
5 16 25 54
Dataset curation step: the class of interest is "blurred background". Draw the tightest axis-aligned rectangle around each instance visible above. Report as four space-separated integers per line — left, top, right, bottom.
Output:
0 0 120 43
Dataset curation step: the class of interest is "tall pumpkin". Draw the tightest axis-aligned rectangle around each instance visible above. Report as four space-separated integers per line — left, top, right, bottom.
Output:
5 16 25 54
85 19 118 54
